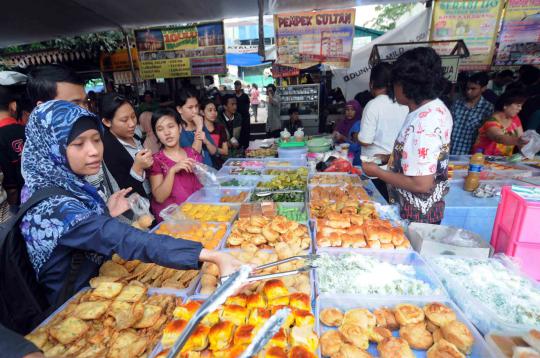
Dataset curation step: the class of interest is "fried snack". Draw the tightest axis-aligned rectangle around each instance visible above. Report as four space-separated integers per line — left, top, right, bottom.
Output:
441 320 474 354
269 328 288 349
289 292 311 311
368 326 393 343
289 345 317 358
433 328 443 343
208 321 234 351
293 309 315 327
115 285 147 302
266 346 288 358
134 304 162 328
107 330 148 358
201 309 220 326
271 305 295 328
248 307 272 327
25 330 48 350
221 304 248 326
226 293 248 307
373 308 400 331
320 330 344 356
73 301 110 320
246 293 266 310
49 316 89 345
427 339 465 358
109 301 144 330
161 319 187 348
263 279 289 301
343 308 376 329
90 281 123 299
233 324 255 345
394 304 425 326
320 307 344 327
333 343 373 358
377 337 415 358
424 302 456 327
99 261 129 277
174 300 202 321
268 295 290 308
182 325 210 352
399 322 434 350
339 324 369 350
426 318 439 333
290 325 319 352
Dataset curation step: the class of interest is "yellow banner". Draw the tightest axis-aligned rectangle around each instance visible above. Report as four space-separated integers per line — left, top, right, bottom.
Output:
100 48 139 72
274 8 356 69
431 0 504 70
494 0 540 66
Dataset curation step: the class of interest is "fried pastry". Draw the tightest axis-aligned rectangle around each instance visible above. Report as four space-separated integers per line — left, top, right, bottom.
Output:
99 261 129 277
263 279 289 301
89 275 121 288
320 307 344 327
226 294 247 307
343 308 376 329
182 325 210 352
373 308 399 331
289 345 317 357
109 301 144 330
320 330 344 356
49 316 89 345
293 309 315 327
394 304 425 326
290 325 319 352
161 319 187 348
271 305 295 327
424 303 456 327
233 324 256 346
115 285 147 302
209 321 234 351
90 281 123 299
134 304 162 328
268 295 290 308
368 326 393 343
107 330 147 358
266 346 288 358
73 301 110 320
200 309 220 326
244 293 265 311
25 330 48 350
174 300 202 321
78 344 107 357
338 324 369 350
441 320 474 354
334 343 373 358
400 322 434 350
289 292 311 311
427 339 465 358
426 318 438 333
221 304 248 326
248 307 271 326
269 328 288 349
433 328 443 343
377 337 415 358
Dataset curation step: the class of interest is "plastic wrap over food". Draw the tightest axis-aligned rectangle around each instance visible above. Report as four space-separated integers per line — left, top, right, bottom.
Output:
193 162 221 187
521 130 540 159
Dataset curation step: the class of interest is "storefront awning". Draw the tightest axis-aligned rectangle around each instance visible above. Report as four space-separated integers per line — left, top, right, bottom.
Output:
226 53 268 67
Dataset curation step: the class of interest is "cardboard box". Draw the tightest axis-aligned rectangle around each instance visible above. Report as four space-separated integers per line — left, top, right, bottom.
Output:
407 223 492 259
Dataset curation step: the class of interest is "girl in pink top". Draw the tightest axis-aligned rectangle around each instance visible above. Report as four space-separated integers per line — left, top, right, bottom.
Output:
250 83 260 122
148 108 202 221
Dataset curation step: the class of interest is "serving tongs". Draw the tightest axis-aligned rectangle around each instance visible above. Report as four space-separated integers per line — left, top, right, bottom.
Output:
220 254 319 285
255 189 304 197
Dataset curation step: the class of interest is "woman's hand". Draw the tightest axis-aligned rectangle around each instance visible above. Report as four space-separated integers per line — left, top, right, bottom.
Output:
133 149 154 173
193 114 204 131
107 188 132 217
518 136 530 147
199 250 250 278
195 130 205 142
362 162 381 177
171 158 196 173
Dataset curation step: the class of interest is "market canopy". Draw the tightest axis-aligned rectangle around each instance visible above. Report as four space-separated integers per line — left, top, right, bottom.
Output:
0 0 416 47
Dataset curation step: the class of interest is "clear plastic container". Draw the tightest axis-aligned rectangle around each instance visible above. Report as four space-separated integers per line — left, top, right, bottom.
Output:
427 255 540 335
218 166 263 176
314 250 446 298
263 165 305 175
277 146 308 159
264 158 307 168
160 203 239 224
308 172 362 185
152 220 231 250
222 158 266 168
186 188 252 203
217 175 261 188
317 294 495 357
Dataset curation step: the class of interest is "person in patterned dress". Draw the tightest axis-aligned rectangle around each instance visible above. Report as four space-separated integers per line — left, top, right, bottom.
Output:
362 47 453 224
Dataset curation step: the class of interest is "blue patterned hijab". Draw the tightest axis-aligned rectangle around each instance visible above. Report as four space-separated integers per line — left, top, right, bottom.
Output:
20 100 107 273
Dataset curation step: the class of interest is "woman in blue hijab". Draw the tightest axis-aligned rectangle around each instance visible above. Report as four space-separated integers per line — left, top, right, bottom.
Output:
20 100 240 305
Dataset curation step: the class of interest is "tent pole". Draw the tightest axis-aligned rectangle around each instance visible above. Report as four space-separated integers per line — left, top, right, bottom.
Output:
122 28 140 103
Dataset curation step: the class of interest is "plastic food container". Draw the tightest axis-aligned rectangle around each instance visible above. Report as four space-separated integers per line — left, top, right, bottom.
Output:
277 146 308 159
222 158 266 168
218 166 263 176
427 256 540 335
317 294 494 357
314 250 446 298
152 220 230 251
186 188 252 203
264 158 307 168
217 175 261 188
160 203 239 224
308 172 362 185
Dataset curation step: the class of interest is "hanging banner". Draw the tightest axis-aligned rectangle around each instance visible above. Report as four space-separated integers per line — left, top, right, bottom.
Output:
100 48 139 72
494 0 540 67
134 22 226 79
271 64 300 78
332 9 431 100
441 56 460 83
430 0 504 71
274 8 355 69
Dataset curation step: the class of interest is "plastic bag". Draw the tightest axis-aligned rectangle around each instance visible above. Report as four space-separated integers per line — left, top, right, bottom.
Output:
127 193 154 230
520 130 540 159
193 162 220 187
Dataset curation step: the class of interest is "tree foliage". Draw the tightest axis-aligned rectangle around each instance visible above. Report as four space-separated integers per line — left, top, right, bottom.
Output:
367 3 416 31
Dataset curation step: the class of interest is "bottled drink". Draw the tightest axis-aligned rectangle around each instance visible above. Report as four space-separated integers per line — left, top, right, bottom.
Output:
464 149 485 192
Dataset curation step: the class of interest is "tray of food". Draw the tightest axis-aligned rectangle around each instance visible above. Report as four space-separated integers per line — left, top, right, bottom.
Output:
250 189 306 203
225 215 312 251
219 166 263 176
265 159 307 168
94 254 201 295
309 184 371 202
263 166 306 175
427 256 540 335
160 203 239 224
222 158 266 168
245 147 277 158
314 250 445 298
196 245 312 297
256 168 309 191
153 289 318 357
317 294 493 357
186 188 252 203
238 202 277 218
25 283 183 358
218 175 261 188
485 329 540 358
308 172 362 185
153 221 229 250
276 203 308 222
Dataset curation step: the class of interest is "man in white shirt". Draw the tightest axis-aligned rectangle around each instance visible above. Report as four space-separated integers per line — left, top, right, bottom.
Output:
358 63 409 200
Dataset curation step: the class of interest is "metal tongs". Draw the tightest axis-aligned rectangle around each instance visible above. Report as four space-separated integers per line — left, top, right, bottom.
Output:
255 189 304 197
220 254 319 285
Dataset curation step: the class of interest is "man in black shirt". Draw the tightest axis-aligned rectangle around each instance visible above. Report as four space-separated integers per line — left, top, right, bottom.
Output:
234 80 251 148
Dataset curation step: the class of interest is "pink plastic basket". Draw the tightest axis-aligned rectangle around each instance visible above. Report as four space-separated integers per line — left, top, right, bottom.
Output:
506 241 540 280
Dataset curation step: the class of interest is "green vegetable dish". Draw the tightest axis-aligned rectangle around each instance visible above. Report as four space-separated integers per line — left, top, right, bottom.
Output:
250 191 305 203
257 167 308 190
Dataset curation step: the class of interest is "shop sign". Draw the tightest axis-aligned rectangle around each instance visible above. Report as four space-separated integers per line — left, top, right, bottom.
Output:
274 8 355 69
441 56 460 83
271 64 300 78
99 48 139 72
134 22 226 79
430 0 504 70
494 0 540 66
